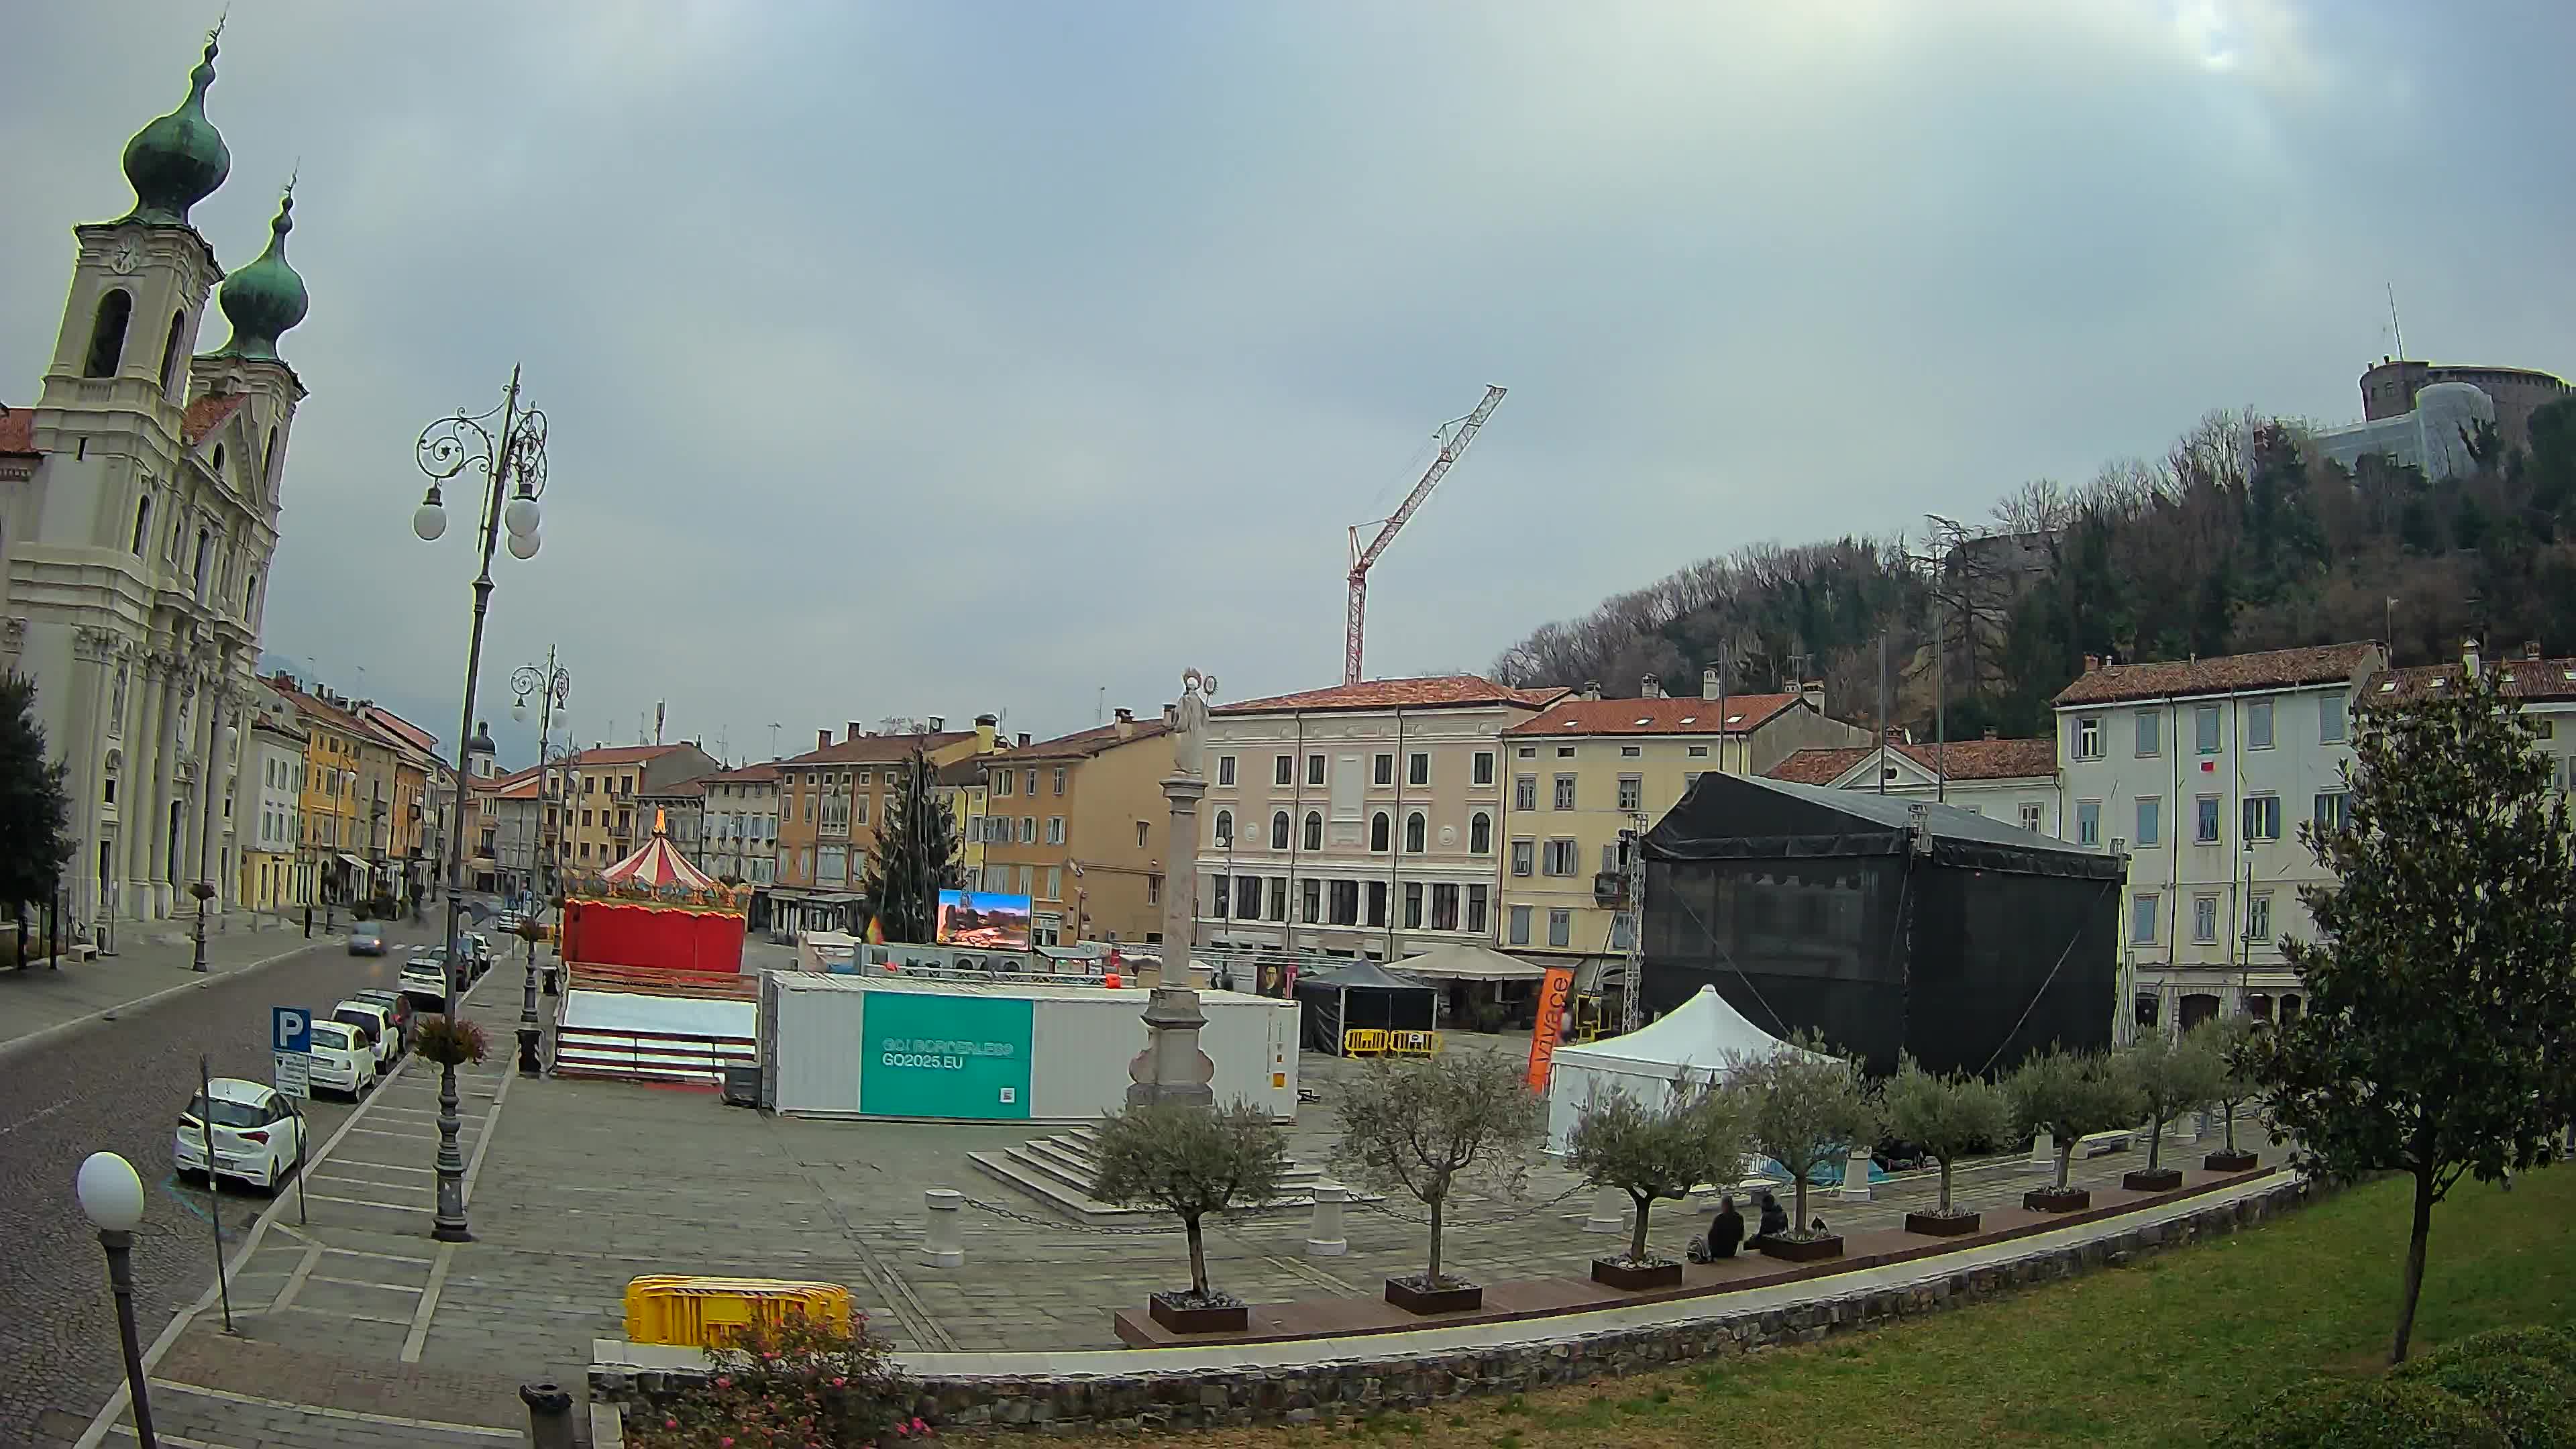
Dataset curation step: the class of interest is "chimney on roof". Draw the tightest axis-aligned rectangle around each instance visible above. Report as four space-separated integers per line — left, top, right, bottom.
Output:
1016 732 1032 748
1702 666 1721 702
1982 727 1999 741
928 716 945 733
975 714 998 752
817 728 832 751
2463 635 2481 676
1580 681 1603 701
2084 654 2101 674
847 721 863 741
1641 676 1663 699
1114 707 1135 740
2525 640 2543 660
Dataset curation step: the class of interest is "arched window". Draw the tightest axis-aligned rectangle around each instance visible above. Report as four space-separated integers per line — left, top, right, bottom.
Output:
1302 810 1322 852
1213 809 1232 847
193 528 213 589
264 425 280 486
129 495 152 554
1470 811 1492 854
1269 810 1290 850
244 570 259 616
159 311 187 393
211 443 226 478
1405 812 1427 853
85 289 133 378
1370 812 1390 853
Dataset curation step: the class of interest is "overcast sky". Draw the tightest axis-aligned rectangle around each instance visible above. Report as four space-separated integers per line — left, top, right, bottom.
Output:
7 2 2571 765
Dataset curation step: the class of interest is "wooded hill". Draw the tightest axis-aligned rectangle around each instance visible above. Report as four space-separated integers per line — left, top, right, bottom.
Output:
1490 397 2576 741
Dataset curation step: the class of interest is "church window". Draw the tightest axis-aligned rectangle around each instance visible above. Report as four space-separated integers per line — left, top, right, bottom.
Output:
264 426 280 486
211 443 225 477
193 529 212 590
159 311 187 394
130 496 152 555
244 571 258 614
85 290 132 377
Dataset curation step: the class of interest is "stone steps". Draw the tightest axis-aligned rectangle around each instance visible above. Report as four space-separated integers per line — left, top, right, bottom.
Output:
967 1127 1368 1226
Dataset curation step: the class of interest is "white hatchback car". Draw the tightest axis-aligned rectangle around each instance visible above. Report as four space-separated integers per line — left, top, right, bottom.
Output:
331 1000 401 1075
400 955 454 1010
303 1018 377 1097
175 1077 307 1193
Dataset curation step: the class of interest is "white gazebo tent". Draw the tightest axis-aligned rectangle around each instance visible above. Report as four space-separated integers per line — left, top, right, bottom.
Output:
1392 942 1548 982
1543 985 1837 1152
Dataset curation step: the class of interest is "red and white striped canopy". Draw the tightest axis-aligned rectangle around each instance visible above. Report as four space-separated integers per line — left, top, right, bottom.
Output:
598 810 718 891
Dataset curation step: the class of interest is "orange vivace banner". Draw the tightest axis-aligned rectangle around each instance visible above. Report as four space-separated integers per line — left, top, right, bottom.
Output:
1524 965 1578 1091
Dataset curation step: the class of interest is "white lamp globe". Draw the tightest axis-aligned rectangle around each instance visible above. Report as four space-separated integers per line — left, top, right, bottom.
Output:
76 1151 145 1232
412 500 447 542
513 698 528 723
506 529 541 561
504 494 541 538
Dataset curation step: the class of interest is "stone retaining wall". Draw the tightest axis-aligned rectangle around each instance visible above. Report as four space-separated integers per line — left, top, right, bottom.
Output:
592 1178 2314 1435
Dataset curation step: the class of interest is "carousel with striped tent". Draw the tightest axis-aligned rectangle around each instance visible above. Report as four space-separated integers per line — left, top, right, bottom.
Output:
557 809 750 977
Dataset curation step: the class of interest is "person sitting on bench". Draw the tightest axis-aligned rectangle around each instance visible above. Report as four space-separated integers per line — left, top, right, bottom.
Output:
1689 1195 1746 1263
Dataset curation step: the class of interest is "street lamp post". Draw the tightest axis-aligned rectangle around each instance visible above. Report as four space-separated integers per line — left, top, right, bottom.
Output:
413 367 549 1243
76 1151 158 1448
511 654 569 1077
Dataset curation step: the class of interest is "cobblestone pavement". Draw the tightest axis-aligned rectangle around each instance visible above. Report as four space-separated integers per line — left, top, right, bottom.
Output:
0 910 343 1053
10 933 517 1449
56 1008 2273 1445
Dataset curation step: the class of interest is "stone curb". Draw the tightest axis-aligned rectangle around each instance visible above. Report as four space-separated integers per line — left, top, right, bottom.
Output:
592 1178 2317 1434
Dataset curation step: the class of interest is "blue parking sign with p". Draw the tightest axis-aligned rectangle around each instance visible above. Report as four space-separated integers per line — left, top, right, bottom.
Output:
273 1006 311 1055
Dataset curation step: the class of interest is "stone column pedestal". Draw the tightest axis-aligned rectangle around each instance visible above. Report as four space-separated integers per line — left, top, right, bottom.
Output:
1305 1183 1349 1256
920 1188 965 1268
1838 1146 1874 1202
1584 1186 1627 1234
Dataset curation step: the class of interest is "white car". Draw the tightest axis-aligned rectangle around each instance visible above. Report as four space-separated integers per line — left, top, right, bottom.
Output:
400 955 453 1010
175 1077 307 1193
331 999 401 1075
303 1018 377 1097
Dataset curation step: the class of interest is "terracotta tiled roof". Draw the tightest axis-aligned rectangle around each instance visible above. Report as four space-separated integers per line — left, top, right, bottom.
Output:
182 393 248 446
272 682 368 737
1216 675 1567 715
934 758 989 787
990 718 1171 761
2051 643 2381 707
639 777 708 797
2371 654 2576 704
1503 694 1802 737
0 406 35 456
774 731 973 768
1766 737 2059 786
702 763 780 784
569 744 690 767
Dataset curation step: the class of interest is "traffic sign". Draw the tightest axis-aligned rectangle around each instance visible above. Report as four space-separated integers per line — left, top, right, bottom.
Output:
272 1006 312 1099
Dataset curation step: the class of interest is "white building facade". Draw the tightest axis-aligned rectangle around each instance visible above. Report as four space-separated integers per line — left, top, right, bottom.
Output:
1191 676 1563 961
0 36 309 928
700 763 780 887
2052 643 2385 1039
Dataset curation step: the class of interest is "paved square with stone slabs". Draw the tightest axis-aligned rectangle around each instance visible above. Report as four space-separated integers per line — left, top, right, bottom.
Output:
85 997 2264 1445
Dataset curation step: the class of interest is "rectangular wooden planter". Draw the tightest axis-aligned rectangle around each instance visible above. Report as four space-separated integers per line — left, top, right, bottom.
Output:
2025 1187 2092 1213
1383 1277 1483 1315
1904 1210 1981 1237
1591 1257 1684 1291
2204 1150 2260 1172
1756 1234 1844 1263
1147 1293 1248 1335
2122 1167 2185 1193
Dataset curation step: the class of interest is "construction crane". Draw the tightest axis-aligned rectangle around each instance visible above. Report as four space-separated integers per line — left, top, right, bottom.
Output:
1344 384 1508 686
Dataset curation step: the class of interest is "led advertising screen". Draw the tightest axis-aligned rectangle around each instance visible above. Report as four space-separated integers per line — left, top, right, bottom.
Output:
935 889 1032 950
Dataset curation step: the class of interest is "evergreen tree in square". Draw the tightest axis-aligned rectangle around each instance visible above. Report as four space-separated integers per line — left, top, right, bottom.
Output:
0 672 74 959
860 747 960 945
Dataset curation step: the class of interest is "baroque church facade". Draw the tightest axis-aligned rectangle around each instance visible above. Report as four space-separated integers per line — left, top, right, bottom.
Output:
0 32 311 928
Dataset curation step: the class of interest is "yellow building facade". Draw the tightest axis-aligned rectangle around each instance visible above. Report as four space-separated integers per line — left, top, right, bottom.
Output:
1496 686 1868 971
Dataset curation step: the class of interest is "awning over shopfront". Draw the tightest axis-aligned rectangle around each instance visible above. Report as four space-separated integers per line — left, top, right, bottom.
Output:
1392 942 1550 982
335 853 368 873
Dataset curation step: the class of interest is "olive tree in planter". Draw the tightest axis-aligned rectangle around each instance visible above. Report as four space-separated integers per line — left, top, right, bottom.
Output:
1882 1055 2013 1236
2119 1030 2225 1191
1734 1034 1877 1262
1330 1049 1543 1314
1566 1077 1749 1289
1090 1100 1289 1334
2194 1017 2265 1171
2006 1045 2141 1212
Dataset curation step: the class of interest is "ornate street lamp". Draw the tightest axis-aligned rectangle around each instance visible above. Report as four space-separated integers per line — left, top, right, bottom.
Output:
411 368 549 1243
76 1151 157 1448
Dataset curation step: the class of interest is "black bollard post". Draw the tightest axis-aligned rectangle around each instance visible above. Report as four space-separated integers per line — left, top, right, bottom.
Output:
519 1381 574 1449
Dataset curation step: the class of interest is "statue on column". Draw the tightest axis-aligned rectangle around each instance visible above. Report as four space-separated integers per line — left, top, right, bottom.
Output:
1171 668 1216 778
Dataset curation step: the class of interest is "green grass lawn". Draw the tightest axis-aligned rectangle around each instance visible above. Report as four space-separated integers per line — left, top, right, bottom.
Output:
1067 1167 2576 1449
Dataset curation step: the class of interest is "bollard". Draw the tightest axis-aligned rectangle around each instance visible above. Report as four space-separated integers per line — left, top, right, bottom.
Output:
521 1381 575 1449
1838 1145 1874 1202
920 1188 965 1268
1583 1186 1627 1234
2029 1129 2057 1169
1305 1183 1349 1256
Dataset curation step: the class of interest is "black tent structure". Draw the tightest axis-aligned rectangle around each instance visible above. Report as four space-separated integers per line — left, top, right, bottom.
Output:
1640 772 2121 1077
1295 961 1438 1055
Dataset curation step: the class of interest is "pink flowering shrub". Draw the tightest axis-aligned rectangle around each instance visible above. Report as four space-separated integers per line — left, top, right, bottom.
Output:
625 1309 923 1448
